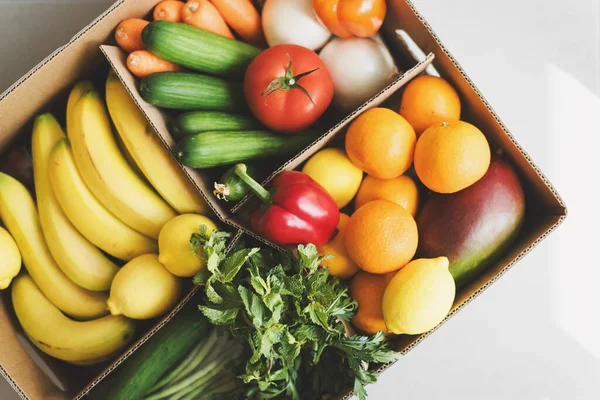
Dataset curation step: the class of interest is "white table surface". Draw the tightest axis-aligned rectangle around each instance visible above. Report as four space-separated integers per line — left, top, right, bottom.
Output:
1 1 599 399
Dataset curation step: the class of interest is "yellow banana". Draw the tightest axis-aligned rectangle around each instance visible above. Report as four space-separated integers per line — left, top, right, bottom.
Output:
68 90 176 238
48 140 158 261
0 226 21 289
67 81 147 180
32 114 119 291
12 274 136 365
0 172 108 320
66 81 94 123
105 72 209 215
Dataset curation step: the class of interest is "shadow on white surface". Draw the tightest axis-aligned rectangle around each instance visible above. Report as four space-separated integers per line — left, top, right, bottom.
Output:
547 64 600 362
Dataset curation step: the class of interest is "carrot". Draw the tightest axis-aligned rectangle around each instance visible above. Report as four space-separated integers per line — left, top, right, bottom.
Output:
115 19 149 53
208 0 265 46
153 0 185 22
127 50 184 78
182 0 235 39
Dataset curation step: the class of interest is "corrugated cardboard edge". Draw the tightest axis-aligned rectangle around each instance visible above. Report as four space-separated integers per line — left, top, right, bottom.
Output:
72 229 243 400
0 366 27 400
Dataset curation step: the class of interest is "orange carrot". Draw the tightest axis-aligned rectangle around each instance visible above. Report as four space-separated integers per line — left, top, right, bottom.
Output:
182 0 235 39
208 0 265 46
115 19 149 53
153 0 185 22
127 50 183 78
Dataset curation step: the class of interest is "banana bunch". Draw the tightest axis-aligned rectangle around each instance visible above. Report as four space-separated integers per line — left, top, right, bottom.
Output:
0 73 213 366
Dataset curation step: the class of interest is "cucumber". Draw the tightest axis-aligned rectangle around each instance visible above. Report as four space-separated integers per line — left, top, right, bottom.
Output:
214 163 259 202
140 72 245 111
169 111 263 140
176 131 317 169
99 305 208 400
142 21 261 78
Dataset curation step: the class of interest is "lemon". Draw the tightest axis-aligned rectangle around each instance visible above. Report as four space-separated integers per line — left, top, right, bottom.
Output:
382 257 455 335
302 148 363 209
0 227 21 290
108 254 182 320
158 214 218 277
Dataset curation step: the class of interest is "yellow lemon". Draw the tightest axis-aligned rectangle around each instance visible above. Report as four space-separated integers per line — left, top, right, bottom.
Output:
158 214 218 277
108 254 182 320
302 148 363 209
0 227 21 289
382 257 455 335
318 214 359 280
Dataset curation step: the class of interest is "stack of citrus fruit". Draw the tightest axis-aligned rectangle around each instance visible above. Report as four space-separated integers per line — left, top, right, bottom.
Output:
302 73 497 338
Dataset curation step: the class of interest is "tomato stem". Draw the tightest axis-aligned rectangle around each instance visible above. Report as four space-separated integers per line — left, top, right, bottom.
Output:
261 53 320 105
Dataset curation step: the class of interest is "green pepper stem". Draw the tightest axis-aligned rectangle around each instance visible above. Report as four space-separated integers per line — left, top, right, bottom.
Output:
234 163 272 204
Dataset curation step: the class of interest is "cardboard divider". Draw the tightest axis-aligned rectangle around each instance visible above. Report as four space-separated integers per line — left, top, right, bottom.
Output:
225 54 435 251
229 53 435 214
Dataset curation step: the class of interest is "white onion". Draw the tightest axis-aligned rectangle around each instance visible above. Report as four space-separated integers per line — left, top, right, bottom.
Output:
262 0 331 51
319 36 400 112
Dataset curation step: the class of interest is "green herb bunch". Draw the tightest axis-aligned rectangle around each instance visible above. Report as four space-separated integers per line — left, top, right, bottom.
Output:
191 229 401 400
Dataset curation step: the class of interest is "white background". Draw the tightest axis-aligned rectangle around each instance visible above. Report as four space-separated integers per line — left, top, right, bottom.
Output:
1 1 599 399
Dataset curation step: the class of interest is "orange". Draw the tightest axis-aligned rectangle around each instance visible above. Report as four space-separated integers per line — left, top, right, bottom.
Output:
414 121 491 194
399 75 461 135
345 200 418 274
355 175 420 217
345 108 416 180
349 271 395 335
318 214 360 280
313 0 387 38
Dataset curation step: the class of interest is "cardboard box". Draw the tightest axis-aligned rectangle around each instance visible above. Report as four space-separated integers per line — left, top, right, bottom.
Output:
0 0 566 399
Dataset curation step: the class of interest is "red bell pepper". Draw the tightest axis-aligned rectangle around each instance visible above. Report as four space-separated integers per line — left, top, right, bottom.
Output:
234 164 340 246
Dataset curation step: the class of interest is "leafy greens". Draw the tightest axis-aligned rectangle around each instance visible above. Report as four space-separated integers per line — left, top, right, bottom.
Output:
192 230 401 400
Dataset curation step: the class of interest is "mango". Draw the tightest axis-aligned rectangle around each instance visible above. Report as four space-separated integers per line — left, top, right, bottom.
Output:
417 156 525 287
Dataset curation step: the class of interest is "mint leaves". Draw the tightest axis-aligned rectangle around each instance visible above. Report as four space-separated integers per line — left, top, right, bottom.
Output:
193 231 401 399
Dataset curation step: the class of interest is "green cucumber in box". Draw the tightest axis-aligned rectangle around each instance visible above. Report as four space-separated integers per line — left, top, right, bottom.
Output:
140 72 245 111
141 21 261 78
176 130 316 169
169 111 263 140
99 304 208 400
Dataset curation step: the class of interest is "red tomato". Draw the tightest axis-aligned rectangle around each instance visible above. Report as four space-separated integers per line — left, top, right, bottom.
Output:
243 44 334 133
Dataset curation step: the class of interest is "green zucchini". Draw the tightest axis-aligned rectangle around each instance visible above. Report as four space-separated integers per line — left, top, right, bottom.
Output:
214 163 259 202
141 21 261 78
140 72 245 111
169 111 263 140
100 305 208 400
176 131 316 169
